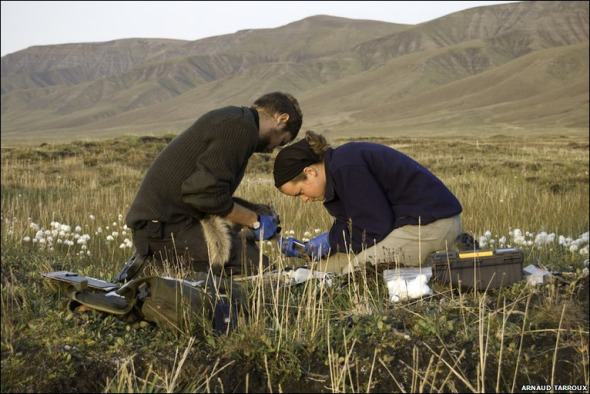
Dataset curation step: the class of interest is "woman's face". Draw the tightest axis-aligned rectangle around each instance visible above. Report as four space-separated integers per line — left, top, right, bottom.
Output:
279 166 326 203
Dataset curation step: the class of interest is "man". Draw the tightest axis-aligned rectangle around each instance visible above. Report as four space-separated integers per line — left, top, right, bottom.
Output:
116 92 302 282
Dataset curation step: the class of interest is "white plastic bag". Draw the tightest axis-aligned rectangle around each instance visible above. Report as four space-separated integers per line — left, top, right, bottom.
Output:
383 267 433 302
523 264 552 285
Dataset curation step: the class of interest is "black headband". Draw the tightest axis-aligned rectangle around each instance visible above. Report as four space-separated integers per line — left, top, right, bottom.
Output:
273 139 321 188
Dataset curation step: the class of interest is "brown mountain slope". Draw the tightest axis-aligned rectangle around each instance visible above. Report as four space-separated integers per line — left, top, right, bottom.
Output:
0 39 187 90
288 41 588 136
358 0 588 62
350 42 589 122
0 15 404 93
1 1 588 144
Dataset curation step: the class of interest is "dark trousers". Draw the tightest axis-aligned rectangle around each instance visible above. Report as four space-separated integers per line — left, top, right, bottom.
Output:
132 218 269 276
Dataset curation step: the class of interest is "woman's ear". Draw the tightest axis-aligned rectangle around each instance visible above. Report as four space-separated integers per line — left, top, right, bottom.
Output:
303 166 317 178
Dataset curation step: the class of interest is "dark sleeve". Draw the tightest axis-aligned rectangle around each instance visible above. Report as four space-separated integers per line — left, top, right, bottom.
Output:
181 163 234 216
181 120 256 216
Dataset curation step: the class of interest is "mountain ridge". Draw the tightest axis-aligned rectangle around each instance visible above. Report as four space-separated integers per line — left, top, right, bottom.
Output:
1 1 588 144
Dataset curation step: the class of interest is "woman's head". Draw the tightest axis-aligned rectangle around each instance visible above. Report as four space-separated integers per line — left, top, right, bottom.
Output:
273 130 330 202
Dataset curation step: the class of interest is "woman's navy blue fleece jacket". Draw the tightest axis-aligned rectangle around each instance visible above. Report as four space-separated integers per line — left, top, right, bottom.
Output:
322 142 462 253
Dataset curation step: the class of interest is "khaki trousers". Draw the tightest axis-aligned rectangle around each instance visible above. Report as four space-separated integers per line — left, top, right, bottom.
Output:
315 215 462 274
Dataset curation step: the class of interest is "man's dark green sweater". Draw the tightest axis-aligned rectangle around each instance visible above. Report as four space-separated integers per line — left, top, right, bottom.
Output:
126 106 259 230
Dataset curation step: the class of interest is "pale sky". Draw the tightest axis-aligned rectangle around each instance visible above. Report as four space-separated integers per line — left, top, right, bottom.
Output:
1 1 520 57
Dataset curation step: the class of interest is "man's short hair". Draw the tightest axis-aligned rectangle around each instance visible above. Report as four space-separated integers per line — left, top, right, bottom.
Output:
252 92 303 138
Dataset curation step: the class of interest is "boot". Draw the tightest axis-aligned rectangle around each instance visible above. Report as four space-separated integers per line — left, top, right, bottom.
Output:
454 233 480 251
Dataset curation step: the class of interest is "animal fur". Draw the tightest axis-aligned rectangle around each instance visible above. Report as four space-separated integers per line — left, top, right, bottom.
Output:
201 216 231 269
201 198 280 269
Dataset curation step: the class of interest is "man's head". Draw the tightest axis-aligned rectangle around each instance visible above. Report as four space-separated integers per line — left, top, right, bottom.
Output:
252 92 303 153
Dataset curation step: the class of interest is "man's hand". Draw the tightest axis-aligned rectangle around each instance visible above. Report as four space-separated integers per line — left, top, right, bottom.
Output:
277 236 305 258
253 214 280 240
305 232 330 259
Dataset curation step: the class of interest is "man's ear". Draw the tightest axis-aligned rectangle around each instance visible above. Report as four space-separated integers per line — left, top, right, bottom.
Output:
278 113 289 124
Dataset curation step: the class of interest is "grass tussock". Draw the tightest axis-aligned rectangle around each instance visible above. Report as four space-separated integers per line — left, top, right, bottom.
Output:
1 133 588 392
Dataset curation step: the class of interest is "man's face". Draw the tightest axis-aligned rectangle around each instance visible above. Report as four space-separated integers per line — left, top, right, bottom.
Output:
256 123 292 153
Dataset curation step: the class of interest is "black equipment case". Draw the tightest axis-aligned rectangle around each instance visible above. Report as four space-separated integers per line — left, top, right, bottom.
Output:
427 248 524 290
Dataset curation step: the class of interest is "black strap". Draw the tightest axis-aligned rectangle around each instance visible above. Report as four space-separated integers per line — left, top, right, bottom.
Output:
114 252 151 283
206 276 238 334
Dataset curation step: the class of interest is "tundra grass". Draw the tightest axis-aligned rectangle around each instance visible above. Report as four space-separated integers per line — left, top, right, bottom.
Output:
1 134 588 393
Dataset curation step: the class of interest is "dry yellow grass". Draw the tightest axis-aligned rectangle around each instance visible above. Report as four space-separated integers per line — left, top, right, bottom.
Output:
1 133 588 392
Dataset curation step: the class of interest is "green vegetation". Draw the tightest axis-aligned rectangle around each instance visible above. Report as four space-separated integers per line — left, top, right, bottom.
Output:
1 134 588 392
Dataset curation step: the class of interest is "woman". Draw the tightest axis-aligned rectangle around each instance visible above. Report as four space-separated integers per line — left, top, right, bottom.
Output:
273 130 465 274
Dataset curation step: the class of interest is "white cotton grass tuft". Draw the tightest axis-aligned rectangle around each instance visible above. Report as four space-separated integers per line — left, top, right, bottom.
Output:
20 217 128 255
478 229 589 257
18 218 589 263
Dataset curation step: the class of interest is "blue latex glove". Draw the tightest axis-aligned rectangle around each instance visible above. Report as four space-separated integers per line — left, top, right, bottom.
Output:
277 236 305 258
305 232 331 259
253 214 280 240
